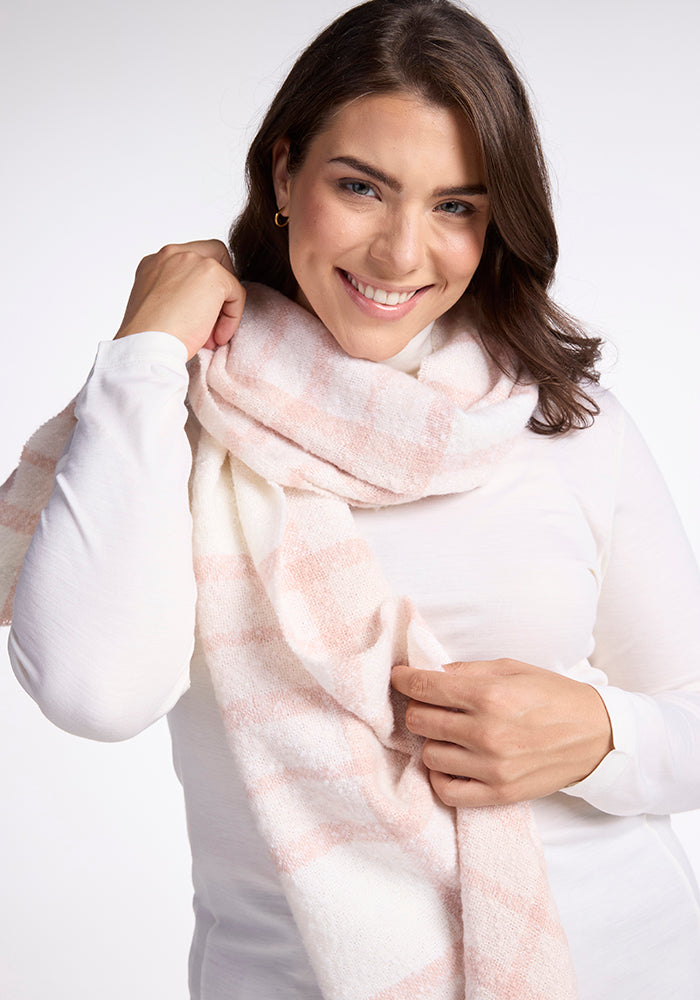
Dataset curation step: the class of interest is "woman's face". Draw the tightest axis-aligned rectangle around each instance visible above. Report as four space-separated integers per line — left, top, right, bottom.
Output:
272 91 490 361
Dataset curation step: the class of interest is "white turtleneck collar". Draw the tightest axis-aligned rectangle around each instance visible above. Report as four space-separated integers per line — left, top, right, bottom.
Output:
378 323 435 376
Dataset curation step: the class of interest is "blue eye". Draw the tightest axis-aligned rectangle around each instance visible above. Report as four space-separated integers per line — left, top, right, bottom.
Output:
437 200 473 216
343 180 378 198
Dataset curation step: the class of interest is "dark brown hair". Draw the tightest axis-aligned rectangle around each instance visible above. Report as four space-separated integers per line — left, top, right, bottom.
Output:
229 0 602 434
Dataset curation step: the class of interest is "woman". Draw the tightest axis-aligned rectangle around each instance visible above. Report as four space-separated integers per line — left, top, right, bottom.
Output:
3 1 700 998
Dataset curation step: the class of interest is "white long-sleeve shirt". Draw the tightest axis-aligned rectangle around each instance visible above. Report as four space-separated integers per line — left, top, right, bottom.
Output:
8 331 700 999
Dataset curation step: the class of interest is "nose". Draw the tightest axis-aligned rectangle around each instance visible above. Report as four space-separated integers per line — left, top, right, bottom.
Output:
368 207 425 276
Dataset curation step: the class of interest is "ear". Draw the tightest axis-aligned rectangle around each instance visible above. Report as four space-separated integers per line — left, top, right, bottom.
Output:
271 138 292 213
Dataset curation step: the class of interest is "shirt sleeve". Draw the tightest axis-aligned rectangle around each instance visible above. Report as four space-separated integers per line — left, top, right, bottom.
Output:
563 406 700 815
8 332 197 742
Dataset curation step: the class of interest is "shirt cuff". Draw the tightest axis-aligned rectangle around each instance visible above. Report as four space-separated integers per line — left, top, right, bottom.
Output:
562 684 636 801
92 332 188 371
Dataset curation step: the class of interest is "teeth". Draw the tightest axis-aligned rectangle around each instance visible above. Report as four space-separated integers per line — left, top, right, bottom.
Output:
346 272 417 305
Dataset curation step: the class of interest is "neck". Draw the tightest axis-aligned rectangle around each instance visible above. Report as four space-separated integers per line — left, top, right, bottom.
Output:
379 323 435 376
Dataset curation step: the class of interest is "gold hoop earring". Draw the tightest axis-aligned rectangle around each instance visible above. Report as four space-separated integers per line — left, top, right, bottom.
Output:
274 210 289 229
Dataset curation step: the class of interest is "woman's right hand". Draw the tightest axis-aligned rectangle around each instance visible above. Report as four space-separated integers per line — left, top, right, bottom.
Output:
115 239 246 360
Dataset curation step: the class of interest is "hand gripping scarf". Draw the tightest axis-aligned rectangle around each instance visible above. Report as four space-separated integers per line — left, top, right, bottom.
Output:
1 283 576 1000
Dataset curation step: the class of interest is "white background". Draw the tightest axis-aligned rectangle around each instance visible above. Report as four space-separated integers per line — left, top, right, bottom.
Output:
1 1 698 997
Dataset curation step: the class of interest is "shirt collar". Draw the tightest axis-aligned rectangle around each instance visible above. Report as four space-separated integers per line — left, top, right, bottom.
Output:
379 323 435 376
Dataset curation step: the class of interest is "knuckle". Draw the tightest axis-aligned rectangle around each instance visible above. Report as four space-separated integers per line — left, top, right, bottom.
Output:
439 779 467 808
443 711 469 747
495 657 515 670
491 781 520 805
421 740 440 769
201 255 231 288
404 703 422 733
490 759 514 786
438 788 457 807
476 683 507 717
485 781 507 804
158 245 207 272
406 671 432 701
488 756 524 792
158 242 181 258
135 253 156 276
182 249 207 268
200 254 221 272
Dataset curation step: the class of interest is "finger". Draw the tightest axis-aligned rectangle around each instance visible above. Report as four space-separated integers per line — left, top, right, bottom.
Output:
166 238 235 274
213 316 236 347
429 770 517 809
391 663 473 710
422 738 514 788
404 701 474 747
213 284 247 345
212 240 235 274
422 738 479 778
442 657 537 679
204 238 236 276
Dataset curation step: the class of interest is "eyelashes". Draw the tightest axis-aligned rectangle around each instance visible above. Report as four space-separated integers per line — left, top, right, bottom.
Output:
341 179 379 198
436 200 476 217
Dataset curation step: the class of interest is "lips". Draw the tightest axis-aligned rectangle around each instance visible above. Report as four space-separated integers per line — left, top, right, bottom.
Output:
343 270 421 306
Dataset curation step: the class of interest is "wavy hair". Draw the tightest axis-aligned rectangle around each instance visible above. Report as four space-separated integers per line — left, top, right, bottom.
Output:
229 0 602 434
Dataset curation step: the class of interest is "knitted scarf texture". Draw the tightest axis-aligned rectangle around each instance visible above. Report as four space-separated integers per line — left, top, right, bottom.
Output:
0 283 576 999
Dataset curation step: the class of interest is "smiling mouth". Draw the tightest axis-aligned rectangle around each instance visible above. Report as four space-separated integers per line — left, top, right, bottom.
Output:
343 271 421 306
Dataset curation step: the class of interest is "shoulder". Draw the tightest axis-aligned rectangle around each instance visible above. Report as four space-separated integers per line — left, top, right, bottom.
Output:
577 384 627 454
525 385 632 545
533 384 627 468
557 384 655 477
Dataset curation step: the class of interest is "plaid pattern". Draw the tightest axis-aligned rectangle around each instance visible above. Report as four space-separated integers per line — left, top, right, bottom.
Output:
0 284 576 998
186 285 576 999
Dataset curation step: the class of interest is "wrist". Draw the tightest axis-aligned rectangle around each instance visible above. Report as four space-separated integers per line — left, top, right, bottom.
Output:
576 683 615 781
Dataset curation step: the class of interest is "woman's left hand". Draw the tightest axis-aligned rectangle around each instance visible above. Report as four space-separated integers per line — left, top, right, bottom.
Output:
390 659 613 808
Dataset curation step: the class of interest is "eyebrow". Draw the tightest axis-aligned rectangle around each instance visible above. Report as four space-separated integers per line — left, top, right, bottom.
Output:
328 155 488 198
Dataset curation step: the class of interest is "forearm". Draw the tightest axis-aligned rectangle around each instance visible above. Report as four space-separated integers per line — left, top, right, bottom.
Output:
9 332 196 741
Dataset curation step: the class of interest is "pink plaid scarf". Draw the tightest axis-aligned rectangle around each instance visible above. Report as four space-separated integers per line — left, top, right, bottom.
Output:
1 283 576 999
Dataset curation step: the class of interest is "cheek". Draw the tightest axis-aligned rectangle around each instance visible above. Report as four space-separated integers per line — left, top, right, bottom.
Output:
288 190 344 265
289 190 372 277
465 215 491 264
439 227 488 282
